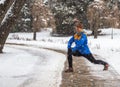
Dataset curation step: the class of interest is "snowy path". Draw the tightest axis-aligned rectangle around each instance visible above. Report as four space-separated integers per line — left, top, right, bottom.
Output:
61 56 120 87
0 45 66 87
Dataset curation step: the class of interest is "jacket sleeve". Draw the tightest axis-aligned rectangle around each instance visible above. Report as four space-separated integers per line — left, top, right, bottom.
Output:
75 34 87 47
67 36 74 49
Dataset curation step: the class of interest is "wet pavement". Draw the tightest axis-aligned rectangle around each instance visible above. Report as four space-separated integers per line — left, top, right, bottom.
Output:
60 55 120 87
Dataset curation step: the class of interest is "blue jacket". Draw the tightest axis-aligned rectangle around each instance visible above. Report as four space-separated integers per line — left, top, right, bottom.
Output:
68 32 91 54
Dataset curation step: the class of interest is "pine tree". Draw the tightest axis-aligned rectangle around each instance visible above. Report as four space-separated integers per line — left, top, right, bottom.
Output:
50 0 94 36
12 0 33 32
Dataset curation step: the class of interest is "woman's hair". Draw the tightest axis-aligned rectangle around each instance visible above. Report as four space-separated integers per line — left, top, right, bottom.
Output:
76 23 83 29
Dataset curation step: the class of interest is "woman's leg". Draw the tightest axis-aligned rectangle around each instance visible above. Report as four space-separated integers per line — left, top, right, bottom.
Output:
67 53 73 68
67 50 82 68
65 50 82 72
83 54 107 65
83 54 109 70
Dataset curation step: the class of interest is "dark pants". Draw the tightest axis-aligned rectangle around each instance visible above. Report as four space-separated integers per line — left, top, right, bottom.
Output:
67 50 108 68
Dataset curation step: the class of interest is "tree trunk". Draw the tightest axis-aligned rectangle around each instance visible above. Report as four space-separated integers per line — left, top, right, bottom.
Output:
0 0 26 53
94 29 98 38
33 30 36 40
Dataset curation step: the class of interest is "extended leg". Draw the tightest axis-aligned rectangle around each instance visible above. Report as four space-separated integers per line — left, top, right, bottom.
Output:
83 54 109 70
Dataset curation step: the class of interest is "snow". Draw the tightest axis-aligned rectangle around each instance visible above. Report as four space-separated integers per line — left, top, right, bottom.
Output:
0 28 120 86
94 0 102 2
0 46 38 87
22 18 31 22
43 0 48 3
0 45 66 87
0 0 6 4
6 28 120 76
94 0 100 1
0 47 37 77
0 1 14 25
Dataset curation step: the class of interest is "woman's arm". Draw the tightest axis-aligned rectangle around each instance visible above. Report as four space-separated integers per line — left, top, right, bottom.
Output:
67 36 74 49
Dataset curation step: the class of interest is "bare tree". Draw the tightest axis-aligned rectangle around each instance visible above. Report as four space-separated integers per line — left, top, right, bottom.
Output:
31 0 42 40
87 0 120 38
31 0 55 40
0 0 26 53
87 1 107 38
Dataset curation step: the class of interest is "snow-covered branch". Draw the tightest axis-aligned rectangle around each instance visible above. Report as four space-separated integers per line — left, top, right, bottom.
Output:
0 1 15 25
0 0 6 4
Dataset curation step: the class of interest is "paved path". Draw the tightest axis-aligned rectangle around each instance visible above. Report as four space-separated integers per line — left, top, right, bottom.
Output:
60 55 120 87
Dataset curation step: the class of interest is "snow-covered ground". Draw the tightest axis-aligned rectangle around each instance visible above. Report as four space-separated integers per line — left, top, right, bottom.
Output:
6 28 120 75
0 45 66 87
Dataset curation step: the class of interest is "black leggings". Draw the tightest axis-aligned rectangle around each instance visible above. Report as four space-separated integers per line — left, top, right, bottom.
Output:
67 50 108 68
